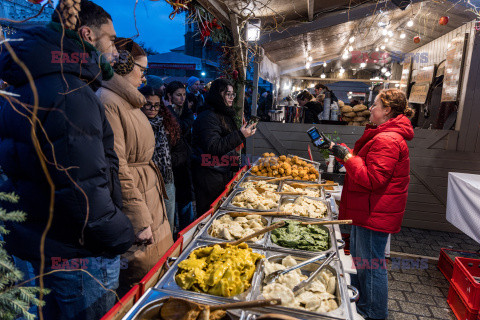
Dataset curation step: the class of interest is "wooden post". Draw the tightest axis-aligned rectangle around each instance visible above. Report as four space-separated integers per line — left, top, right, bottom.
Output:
229 12 247 123
251 47 261 116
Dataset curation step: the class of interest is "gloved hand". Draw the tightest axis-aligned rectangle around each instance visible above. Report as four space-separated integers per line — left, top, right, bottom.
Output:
331 144 352 161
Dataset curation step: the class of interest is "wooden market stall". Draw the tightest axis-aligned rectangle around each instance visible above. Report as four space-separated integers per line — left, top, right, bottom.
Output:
195 0 480 233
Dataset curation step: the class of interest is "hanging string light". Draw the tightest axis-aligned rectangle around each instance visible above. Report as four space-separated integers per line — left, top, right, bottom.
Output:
321 73 326 78
349 36 355 43
400 32 406 39
407 19 414 27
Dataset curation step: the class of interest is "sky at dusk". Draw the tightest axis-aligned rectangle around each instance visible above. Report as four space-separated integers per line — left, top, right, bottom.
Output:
89 0 186 53
93 0 186 53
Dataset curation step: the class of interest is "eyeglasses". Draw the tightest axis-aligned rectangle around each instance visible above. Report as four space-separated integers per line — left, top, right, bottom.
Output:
134 62 148 75
225 92 237 98
144 102 161 110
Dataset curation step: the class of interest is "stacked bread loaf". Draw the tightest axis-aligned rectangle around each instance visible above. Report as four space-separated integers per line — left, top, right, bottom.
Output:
338 100 370 126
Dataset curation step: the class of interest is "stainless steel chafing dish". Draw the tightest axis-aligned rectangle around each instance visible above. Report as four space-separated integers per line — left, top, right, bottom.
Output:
265 217 341 257
234 175 282 192
277 196 332 221
155 240 266 302
197 210 270 248
247 253 358 320
220 189 281 212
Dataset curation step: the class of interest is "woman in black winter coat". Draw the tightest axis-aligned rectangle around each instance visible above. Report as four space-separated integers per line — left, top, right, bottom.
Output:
165 81 196 230
192 79 257 216
297 90 323 123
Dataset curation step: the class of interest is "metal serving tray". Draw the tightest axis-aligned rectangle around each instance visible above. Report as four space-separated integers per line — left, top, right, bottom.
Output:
122 288 246 320
197 210 270 248
248 253 356 320
266 217 338 257
155 239 266 302
220 189 281 212
278 195 332 221
234 175 282 192
279 180 326 199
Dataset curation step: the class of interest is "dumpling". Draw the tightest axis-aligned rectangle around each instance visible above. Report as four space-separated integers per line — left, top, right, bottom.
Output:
262 283 298 308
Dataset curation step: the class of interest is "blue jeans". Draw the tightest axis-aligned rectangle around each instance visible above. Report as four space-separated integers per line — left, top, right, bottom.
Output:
350 225 389 319
164 182 176 234
176 201 195 232
27 256 121 320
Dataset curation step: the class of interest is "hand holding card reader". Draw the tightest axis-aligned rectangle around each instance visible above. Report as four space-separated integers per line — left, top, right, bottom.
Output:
307 127 331 149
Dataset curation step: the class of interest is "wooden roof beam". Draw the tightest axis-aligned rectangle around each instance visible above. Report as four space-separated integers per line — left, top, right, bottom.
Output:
196 0 230 26
258 0 428 45
307 0 315 22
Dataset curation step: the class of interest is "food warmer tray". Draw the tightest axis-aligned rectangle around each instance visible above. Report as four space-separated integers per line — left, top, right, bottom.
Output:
220 189 281 212
247 252 358 320
265 217 343 258
154 239 267 302
233 175 283 192
279 180 326 200
277 195 333 221
122 288 247 320
197 210 271 249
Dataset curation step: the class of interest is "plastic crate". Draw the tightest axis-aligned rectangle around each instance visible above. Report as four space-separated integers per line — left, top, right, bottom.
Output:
452 257 480 311
448 282 479 320
438 248 480 283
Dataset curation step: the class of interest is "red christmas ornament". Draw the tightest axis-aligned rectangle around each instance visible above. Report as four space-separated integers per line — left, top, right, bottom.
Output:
232 70 239 80
439 16 449 25
413 36 421 44
28 0 42 3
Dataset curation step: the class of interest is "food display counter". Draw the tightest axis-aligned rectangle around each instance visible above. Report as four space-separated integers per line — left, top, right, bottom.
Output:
115 158 362 320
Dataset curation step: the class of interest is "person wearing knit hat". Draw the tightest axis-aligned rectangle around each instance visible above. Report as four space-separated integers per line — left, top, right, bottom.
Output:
186 76 204 113
146 75 165 96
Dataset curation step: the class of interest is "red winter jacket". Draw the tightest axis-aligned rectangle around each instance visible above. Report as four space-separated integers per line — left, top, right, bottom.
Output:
338 115 414 234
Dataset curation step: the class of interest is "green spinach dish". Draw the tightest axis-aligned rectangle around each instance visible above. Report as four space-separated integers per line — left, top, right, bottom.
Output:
271 220 330 251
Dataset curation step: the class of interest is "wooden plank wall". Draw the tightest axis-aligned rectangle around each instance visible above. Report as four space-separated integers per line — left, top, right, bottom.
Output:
407 20 479 151
248 122 480 232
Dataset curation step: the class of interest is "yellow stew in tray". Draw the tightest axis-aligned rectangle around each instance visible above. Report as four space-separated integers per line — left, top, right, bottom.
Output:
175 243 264 297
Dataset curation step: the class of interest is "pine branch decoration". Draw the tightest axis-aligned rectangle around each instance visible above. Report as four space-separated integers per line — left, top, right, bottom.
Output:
0 192 49 320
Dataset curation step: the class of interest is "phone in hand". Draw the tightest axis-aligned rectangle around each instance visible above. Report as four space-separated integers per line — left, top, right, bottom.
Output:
307 127 329 148
247 115 261 127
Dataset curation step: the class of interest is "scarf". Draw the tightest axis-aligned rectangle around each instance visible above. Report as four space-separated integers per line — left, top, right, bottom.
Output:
149 115 174 184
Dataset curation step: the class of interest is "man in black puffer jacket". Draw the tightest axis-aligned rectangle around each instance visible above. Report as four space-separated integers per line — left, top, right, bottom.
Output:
0 1 134 319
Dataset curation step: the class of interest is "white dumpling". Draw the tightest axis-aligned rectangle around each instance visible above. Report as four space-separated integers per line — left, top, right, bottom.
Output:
326 276 336 294
262 283 298 308
264 261 285 276
307 280 326 292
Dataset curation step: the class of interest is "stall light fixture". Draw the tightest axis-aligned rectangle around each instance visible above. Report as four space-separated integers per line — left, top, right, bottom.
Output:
348 91 353 94
321 73 326 78
308 56 313 62
385 71 392 77
400 32 406 39
375 47 379 51
387 30 394 37
342 52 349 60
323 62 327 67
310 83 315 88
246 19 261 41
381 67 387 73
380 45 386 50
382 29 388 36
201 71 206 76
349 36 355 43
339 67 345 74
384 38 389 43
407 19 414 27
360 62 366 68
306 62 311 69
348 45 354 51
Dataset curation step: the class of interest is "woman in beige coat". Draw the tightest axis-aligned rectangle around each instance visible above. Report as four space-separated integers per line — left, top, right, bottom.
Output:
96 38 173 294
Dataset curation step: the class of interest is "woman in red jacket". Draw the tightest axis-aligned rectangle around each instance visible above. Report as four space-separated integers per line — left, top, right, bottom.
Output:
321 89 414 320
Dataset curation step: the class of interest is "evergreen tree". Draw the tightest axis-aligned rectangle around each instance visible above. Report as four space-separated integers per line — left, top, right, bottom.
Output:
0 192 48 320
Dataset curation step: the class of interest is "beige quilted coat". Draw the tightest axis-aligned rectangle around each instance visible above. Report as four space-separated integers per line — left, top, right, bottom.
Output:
97 74 173 290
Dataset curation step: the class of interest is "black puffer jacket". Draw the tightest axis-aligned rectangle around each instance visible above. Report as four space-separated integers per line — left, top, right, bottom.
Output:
0 24 135 261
